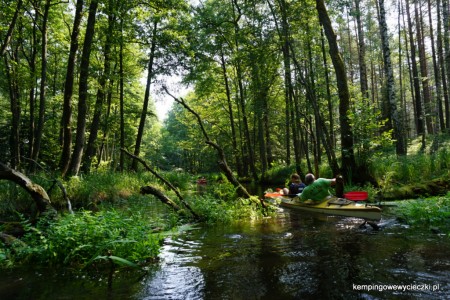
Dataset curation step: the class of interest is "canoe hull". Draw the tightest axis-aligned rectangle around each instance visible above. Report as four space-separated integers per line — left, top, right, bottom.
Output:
265 193 382 221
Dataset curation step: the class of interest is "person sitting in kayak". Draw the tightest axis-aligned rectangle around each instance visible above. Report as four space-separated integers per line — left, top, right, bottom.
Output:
299 173 337 202
282 173 306 197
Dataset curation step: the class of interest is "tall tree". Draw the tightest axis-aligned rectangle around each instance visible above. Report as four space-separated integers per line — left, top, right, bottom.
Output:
131 19 158 171
443 0 450 130
4 48 21 169
415 0 433 134
69 0 99 175
316 0 357 179
84 0 116 172
377 0 406 155
427 0 445 132
405 0 424 136
60 0 84 176
31 0 52 168
437 0 450 130
355 0 369 99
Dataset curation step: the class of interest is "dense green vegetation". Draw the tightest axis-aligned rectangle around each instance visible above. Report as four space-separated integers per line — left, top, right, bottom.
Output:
0 171 267 270
393 195 450 233
1 0 450 276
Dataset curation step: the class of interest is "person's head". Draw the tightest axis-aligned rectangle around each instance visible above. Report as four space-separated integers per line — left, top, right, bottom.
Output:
305 173 315 185
290 173 301 183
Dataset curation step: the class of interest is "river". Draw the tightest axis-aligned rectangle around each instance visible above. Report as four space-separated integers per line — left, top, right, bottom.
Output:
1 207 449 299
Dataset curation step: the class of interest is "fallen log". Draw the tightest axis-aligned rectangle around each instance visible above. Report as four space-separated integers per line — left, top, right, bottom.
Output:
121 149 200 220
163 86 251 199
0 162 56 218
140 185 186 216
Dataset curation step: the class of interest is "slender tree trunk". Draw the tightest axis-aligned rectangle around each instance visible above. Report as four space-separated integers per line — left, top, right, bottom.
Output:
304 41 340 175
31 0 51 167
427 0 445 132
406 0 424 136
4 53 21 169
131 19 158 171
277 0 293 166
316 0 357 179
231 0 257 181
27 19 38 161
437 0 450 131
220 50 242 176
60 0 84 176
443 0 450 130
84 6 115 172
320 28 335 147
119 18 125 171
164 87 252 198
355 0 369 99
378 0 406 155
69 0 99 175
97 75 115 167
415 1 433 134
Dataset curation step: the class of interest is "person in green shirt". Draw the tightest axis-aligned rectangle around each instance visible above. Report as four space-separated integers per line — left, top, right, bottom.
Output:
299 173 336 202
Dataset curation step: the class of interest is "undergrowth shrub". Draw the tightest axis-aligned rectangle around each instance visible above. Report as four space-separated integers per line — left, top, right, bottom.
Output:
2 209 163 269
394 194 450 233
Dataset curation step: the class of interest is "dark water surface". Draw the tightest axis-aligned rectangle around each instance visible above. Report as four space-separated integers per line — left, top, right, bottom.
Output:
1 208 449 299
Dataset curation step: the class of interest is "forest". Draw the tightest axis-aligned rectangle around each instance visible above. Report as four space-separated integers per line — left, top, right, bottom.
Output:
1 0 450 278
1 0 450 181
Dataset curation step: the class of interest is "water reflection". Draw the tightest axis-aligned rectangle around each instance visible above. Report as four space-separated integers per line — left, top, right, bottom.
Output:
136 209 449 299
0 208 448 299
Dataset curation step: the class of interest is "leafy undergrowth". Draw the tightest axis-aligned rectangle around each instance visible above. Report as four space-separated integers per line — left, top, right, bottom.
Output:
392 193 450 235
0 209 163 270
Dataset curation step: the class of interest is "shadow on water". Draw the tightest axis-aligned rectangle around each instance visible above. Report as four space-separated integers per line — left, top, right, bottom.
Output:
135 209 449 300
1 208 449 299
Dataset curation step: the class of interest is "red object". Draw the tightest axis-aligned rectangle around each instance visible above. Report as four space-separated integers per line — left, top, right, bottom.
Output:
344 191 368 201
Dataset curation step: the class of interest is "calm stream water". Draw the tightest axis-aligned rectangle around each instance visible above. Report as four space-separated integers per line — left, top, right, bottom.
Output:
1 208 449 299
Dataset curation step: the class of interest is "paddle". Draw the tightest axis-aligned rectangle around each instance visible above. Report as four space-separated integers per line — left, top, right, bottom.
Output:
344 191 368 201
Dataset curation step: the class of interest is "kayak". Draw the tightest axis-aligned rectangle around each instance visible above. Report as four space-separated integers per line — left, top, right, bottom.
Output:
264 192 382 221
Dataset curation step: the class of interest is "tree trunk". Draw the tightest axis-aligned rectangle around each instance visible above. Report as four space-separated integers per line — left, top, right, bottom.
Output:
355 0 369 99
437 0 450 131
131 19 158 171
140 186 184 215
316 0 357 179
60 0 84 176
4 52 21 169
415 1 433 134
220 50 242 176
97 76 114 167
84 5 115 172
406 0 424 136
119 18 125 171
164 87 252 199
378 0 406 155
231 0 258 181
0 162 55 218
31 0 51 168
26 17 38 164
122 149 200 220
443 0 450 131
427 0 445 133
69 0 99 175
320 28 335 147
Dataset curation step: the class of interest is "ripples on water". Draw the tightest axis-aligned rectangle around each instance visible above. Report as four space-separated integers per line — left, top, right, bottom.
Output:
135 210 449 300
0 209 448 299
